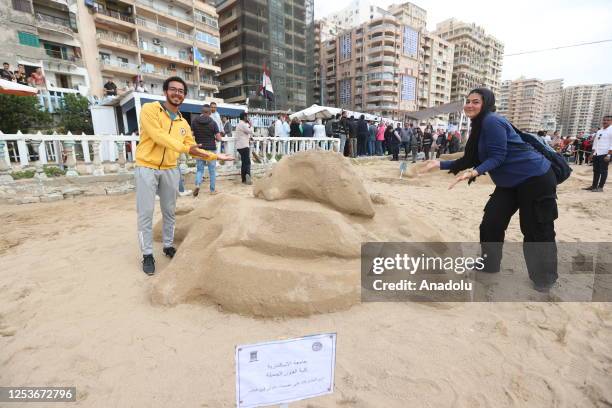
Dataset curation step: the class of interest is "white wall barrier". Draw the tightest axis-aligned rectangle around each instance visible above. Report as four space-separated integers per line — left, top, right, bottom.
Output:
0 131 341 172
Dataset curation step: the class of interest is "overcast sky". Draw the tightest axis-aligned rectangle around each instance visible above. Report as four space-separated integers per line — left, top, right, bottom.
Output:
314 0 612 86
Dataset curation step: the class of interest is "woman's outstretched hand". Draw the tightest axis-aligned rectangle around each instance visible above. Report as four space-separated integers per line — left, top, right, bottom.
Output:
418 160 441 174
449 169 479 190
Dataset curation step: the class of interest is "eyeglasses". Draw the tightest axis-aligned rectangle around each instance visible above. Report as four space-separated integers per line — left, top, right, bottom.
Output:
167 87 185 95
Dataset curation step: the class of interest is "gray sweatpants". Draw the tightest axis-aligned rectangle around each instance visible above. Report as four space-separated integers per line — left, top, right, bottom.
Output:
135 166 180 255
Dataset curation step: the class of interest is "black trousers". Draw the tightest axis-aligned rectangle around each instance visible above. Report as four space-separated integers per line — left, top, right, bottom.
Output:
423 146 431 161
480 168 558 286
357 134 367 156
577 150 584 165
390 144 399 160
237 147 250 182
592 154 609 188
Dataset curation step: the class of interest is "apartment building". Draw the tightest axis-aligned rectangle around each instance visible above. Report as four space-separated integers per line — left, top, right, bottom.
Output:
434 18 504 102
326 1 427 31
216 0 314 111
542 79 563 131
386 1 426 31
1 0 221 99
592 84 612 129
2 0 90 95
559 83 612 136
498 77 544 132
78 0 221 98
313 18 341 106
321 15 420 119
417 31 453 114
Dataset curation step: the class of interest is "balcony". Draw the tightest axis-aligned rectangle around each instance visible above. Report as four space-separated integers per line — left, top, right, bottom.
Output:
368 95 397 103
135 0 194 30
100 59 139 76
193 0 217 16
96 32 139 53
200 78 221 91
218 46 240 61
135 17 193 46
140 48 191 68
368 45 396 55
218 9 240 27
93 8 135 31
367 85 397 93
44 49 82 66
142 67 194 83
35 12 75 36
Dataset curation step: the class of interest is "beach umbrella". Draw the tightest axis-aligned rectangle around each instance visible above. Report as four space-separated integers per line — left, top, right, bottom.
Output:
0 78 39 96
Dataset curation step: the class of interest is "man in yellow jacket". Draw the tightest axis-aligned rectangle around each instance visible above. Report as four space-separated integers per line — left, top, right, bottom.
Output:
135 76 233 275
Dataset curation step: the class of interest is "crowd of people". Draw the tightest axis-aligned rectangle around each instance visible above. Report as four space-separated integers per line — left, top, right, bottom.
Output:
532 123 611 193
1 62 45 88
538 129 597 165
269 112 464 161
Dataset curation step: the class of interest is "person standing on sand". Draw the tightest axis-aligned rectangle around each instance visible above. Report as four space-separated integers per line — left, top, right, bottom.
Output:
235 112 255 185
583 115 611 192
135 76 234 275
375 122 386 156
387 124 400 161
421 87 558 292
191 104 221 197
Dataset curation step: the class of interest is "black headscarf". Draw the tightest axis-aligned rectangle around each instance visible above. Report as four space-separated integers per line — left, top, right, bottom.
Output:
448 88 497 175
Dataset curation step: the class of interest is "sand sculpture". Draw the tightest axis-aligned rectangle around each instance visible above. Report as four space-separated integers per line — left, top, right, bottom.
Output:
152 151 444 317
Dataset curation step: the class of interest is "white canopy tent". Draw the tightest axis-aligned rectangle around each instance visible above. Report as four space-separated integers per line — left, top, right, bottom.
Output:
290 104 398 126
289 104 341 121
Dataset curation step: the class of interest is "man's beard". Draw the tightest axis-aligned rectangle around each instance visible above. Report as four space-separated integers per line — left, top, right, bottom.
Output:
167 97 182 107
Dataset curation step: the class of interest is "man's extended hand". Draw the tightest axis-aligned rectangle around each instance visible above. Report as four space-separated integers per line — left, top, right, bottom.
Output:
189 145 214 160
216 153 235 161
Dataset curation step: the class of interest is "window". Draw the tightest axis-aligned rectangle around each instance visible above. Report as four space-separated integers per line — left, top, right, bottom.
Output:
12 0 31 13
196 31 219 47
99 52 110 62
18 31 39 47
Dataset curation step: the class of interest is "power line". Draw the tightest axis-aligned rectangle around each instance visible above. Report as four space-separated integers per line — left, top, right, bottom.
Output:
505 39 612 56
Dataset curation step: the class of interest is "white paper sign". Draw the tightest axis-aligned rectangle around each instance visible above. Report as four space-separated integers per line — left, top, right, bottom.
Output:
235 333 336 408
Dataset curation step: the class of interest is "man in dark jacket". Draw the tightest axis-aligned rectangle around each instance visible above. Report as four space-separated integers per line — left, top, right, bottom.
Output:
436 131 447 158
408 123 420 162
421 128 433 160
191 104 220 196
368 121 377 155
302 121 314 137
357 115 369 156
348 116 358 157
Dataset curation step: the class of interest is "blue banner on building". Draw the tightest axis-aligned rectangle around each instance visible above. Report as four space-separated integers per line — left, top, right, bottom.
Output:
403 26 418 58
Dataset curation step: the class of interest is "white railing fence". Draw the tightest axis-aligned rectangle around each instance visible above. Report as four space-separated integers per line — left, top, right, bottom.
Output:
0 131 340 177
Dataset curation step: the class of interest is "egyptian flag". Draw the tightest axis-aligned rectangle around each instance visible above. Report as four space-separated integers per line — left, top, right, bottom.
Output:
258 63 274 101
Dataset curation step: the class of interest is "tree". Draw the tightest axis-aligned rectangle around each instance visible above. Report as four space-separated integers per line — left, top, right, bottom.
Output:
57 94 93 134
0 95 51 133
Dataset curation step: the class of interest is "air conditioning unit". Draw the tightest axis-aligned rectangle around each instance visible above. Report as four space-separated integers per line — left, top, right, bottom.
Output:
152 38 161 45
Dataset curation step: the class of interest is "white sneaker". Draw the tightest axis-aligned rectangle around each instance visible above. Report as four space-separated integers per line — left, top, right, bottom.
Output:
179 190 192 197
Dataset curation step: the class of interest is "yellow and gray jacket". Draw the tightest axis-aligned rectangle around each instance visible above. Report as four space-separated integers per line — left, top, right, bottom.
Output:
135 101 217 170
